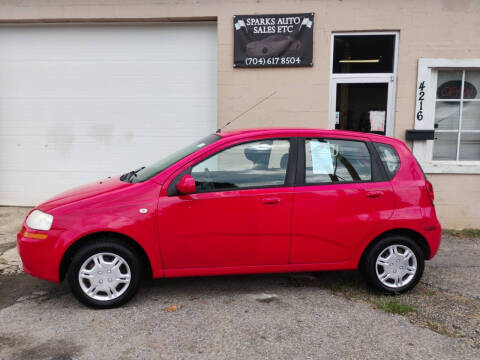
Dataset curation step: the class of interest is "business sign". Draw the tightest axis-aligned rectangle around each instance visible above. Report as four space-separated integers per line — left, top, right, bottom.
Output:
437 80 477 99
233 13 314 68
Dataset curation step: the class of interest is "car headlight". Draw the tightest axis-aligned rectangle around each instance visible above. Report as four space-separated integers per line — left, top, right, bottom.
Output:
26 210 54 231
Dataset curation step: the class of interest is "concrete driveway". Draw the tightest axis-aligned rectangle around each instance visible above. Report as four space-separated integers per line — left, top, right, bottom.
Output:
1 207 479 360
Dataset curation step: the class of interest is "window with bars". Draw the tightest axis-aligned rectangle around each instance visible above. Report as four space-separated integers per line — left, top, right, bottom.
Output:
433 69 480 161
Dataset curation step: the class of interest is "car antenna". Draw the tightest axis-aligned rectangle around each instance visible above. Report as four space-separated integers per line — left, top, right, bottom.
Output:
216 91 277 133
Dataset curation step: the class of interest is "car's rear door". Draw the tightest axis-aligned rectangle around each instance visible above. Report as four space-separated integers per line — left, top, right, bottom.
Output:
158 137 296 269
290 136 395 264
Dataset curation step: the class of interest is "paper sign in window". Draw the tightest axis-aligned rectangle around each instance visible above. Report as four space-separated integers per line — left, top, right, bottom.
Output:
369 111 386 132
310 141 334 174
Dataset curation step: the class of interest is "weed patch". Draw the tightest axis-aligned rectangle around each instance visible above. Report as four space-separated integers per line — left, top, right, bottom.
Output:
376 300 417 315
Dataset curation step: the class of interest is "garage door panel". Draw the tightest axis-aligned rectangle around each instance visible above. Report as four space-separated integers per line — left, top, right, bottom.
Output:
0 132 216 174
1 77 216 99
2 71 216 96
1 135 202 170
1 61 216 81
0 23 217 206
0 100 216 136
0 171 112 208
1 132 211 207
0 24 217 61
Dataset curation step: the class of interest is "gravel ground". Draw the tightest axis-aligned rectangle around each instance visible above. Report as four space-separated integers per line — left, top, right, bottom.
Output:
423 233 480 299
0 207 29 275
1 206 479 359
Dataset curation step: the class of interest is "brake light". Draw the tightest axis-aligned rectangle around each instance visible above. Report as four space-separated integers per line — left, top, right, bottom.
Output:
425 180 435 204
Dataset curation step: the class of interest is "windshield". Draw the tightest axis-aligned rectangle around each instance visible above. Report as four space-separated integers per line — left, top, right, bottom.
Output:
127 134 220 183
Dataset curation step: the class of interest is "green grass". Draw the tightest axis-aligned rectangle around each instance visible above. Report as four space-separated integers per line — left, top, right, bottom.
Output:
444 228 480 238
376 300 417 315
423 290 436 297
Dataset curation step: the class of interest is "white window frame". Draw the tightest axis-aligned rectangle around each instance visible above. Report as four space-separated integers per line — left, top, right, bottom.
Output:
413 58 480 174
328 31 399 137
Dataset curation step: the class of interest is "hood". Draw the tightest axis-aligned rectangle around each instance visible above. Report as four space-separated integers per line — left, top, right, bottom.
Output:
38 176 131 212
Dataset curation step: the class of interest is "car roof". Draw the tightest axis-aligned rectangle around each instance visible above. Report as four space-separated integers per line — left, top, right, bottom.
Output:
217 127 399 144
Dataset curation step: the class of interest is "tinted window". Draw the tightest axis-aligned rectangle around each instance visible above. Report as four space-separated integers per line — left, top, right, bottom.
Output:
374 143 400 179
191 139 290 192
333 35 395 74
305 139 372 184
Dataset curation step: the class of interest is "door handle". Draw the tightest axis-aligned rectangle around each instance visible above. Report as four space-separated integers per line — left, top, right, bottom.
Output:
262 197 281 204
366 191 384 198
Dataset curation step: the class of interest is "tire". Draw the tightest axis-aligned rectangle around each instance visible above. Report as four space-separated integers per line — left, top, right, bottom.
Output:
67 238 143 309
362 235 425 294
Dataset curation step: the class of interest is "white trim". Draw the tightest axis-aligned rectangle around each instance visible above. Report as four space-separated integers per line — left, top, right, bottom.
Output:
331 73 394 80
456 70 466 161
422 161 480 174
328 31 398 137
332 31 399 36
328 77 396 137
413 58 480 174
436 98 480 102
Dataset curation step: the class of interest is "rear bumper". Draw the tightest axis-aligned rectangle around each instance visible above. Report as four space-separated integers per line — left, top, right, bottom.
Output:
425 220 442 260
17 227 63 283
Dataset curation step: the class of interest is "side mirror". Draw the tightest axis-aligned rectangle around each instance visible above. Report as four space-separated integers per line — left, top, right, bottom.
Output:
176 174 196 194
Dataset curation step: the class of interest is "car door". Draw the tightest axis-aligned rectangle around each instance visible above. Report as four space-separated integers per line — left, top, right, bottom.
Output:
290 136 394 264
157 137 296 269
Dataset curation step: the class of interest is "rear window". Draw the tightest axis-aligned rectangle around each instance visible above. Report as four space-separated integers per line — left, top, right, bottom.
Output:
374 143 400 179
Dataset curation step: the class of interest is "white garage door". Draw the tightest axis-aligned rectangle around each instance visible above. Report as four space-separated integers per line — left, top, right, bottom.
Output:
0 23 217 206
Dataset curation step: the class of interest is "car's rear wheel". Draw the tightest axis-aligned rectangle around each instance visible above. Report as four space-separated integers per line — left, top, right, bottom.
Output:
362 235 425 293
67 239 143 308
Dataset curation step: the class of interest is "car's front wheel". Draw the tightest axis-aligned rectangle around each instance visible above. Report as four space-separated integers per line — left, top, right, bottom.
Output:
67 239 143 308
362 235 425 293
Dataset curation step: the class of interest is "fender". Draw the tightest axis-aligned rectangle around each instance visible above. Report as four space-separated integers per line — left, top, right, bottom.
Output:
352 218 440 267
47 180 165 282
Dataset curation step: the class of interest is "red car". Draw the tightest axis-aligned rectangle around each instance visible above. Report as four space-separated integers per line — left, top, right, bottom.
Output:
17 128 441 308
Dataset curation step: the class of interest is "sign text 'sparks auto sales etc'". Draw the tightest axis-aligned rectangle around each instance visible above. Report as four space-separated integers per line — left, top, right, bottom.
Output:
233 13 314 68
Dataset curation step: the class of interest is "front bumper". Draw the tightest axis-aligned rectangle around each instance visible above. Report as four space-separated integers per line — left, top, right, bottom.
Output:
17 226 64 283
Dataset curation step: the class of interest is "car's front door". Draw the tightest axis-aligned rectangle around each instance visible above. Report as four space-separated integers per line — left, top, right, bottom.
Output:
290 137 394 264
158 137 295 269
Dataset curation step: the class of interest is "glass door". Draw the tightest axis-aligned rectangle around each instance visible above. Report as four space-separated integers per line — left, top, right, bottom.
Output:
333 81 389 135
329 32 398 136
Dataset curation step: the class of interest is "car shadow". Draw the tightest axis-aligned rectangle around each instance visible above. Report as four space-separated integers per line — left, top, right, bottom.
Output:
2 270 371 309
0 273 69 310
133 270 369 305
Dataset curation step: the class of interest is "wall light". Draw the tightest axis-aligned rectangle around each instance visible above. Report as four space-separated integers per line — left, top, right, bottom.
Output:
339 59 381 64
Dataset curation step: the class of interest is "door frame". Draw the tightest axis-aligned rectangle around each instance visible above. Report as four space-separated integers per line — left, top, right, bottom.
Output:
157 135 298 270
328 31 399 137
328 77 396 136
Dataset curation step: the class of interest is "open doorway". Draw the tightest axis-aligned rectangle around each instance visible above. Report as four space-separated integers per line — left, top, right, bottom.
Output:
335 83 388 135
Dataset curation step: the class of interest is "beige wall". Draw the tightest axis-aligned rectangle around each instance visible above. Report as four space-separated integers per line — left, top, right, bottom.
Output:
1 0 479 228
429 174 480 229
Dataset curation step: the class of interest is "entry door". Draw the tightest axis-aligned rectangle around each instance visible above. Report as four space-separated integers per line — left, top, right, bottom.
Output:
329 77 395 136
158 138 294 269
290 137 394 264
329 32 398 137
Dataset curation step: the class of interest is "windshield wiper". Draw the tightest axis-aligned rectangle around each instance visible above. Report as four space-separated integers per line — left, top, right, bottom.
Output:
120 167 145 183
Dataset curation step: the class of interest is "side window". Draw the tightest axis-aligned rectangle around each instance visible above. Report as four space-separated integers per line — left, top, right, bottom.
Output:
374 142 400 179
305 138 372 184
191 139 290 192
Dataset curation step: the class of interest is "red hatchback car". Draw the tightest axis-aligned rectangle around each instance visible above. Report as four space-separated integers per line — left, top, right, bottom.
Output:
18 128 441 308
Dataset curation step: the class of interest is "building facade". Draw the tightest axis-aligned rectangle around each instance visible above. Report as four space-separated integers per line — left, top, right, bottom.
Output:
0 0 479 228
